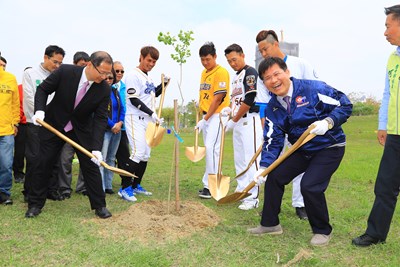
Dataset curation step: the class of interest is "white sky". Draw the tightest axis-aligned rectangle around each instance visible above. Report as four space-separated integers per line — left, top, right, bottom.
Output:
2 0 399 107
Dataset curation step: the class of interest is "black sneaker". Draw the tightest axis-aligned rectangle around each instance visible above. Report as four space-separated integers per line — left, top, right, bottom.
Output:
295 207 308 220
47 191 65 201
199 188 211 199
352 233 385 247
0 192 13 205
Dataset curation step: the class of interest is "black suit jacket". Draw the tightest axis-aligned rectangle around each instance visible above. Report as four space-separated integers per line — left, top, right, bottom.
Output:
35 64 110 151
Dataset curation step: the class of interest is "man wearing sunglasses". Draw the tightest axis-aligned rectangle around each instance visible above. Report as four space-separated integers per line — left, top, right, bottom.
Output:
26 51 114 219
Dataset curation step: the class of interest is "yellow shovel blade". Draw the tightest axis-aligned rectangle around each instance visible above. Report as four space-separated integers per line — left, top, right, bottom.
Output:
145 122 166 148
185 146 206 162
217 181 256 204
208 174 231 201
217 192 252 204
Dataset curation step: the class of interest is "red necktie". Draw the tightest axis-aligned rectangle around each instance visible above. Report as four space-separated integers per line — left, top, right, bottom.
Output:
64 81 90 132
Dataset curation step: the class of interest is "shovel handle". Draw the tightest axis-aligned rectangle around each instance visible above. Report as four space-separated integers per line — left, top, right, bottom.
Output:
37 119 136 177
259 126 316 178
156 74 170 118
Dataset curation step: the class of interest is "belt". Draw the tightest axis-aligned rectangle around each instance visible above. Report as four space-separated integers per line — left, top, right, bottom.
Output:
242 112 258 118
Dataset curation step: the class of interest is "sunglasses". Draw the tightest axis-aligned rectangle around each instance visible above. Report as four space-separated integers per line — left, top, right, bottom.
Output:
115 70 124 74
105 77 113 80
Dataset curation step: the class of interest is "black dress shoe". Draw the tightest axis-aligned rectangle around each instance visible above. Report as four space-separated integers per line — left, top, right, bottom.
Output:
95 207 112 219
47 191 65 201
352 233 385 247
62 192 71 199
25 207 42 218
295 207 308 220
105 189 115 195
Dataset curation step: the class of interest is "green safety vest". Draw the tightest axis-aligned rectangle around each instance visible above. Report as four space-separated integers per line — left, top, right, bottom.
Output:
387 51 400 134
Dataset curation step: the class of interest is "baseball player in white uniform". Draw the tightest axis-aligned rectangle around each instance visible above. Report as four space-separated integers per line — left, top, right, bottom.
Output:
118 46 167 202
223 44 263 210
256 29 319 219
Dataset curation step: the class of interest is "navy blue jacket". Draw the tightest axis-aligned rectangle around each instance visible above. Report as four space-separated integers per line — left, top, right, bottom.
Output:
261 77 352 168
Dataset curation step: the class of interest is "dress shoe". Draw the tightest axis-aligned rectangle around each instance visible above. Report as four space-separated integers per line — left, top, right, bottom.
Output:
247 224 283 235
95 207 112 219
105 189 115 195
295 207 308 220
352 233 385 247
47 191 65 201
62 192 71 199
25 207 42 218
311 233 331 246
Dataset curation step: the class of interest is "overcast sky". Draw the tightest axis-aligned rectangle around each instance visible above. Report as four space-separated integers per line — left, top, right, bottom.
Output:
2 0 398 107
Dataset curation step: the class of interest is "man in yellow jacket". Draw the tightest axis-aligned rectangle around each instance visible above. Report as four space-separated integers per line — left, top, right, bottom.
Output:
0 52 20 205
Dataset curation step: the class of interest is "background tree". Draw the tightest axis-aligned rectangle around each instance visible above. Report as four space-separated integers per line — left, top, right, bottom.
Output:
158 30 194 128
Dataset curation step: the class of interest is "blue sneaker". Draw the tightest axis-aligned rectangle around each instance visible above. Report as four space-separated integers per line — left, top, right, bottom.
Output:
118 186 137 202
133 184 152 196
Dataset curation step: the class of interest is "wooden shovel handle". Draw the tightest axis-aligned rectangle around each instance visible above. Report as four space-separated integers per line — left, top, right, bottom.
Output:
259 125 316 178
157 74 170 118
37 119 136 177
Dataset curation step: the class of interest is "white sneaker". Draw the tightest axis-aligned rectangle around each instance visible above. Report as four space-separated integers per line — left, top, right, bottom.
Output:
118 186 137 202
133 184 152 196
238 199 259 210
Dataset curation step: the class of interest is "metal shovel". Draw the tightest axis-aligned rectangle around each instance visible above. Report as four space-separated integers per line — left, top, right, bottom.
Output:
145 74 169 148
208 114 231 201
185 105 206 162
217 126 316 204
37 119 136 177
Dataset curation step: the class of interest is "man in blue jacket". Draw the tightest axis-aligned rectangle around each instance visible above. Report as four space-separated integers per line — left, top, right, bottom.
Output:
247 57 352 246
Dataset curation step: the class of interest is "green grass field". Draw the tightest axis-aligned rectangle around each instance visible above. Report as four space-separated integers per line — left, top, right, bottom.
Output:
1 115 400 266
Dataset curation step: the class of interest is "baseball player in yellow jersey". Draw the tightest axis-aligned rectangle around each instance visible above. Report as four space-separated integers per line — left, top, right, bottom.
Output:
196 42 230 199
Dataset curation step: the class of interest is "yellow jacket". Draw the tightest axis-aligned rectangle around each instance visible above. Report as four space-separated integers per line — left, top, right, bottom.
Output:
0 68 19 136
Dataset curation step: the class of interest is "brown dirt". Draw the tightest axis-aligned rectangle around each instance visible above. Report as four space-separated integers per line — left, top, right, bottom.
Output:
85 200 220 244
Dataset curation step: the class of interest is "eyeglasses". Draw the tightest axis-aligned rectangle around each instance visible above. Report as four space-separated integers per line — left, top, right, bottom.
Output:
264 71 285 82
48 56 62 66
105 77 113 80
91 61 109 76
115 70 124 74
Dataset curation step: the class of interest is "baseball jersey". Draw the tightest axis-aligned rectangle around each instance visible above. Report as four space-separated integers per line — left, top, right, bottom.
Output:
230 65 258 116
124 67 156 116
199 65 230 113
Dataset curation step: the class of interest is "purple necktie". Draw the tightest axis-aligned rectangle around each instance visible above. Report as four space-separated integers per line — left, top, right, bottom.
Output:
283 95 291 114
64 81 90 132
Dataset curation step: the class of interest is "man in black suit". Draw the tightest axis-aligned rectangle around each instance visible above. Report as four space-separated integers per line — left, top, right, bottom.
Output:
26 51 113 219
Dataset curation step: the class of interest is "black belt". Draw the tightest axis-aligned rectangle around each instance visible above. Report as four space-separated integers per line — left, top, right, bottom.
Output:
242 112 258 118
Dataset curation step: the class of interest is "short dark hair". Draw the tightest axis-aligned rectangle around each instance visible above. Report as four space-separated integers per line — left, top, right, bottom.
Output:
90 51 113 67
0 56 7 64
224 43 243 55
258 57 287 80
44 45 65 57
140 46 159 60
199 42 216 57
385 5 400 20
256 30 279 44
73 51 89 64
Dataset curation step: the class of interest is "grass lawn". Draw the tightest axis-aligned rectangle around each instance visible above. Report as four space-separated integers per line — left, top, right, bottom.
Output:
1 115 400 266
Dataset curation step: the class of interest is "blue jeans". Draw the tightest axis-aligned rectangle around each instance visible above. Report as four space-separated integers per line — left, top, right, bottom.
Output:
0 135 15 196
101 130 121 190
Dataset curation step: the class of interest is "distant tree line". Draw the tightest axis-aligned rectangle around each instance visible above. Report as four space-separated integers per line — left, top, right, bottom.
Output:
348 92 380 116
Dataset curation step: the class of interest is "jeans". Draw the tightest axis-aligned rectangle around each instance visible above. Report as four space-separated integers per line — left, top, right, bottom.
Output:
101 130 121 190
0 135 15 196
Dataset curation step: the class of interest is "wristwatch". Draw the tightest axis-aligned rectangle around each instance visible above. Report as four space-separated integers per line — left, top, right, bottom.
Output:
324 117 334 130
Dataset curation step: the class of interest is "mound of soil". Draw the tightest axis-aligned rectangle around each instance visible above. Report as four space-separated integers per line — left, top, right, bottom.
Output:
87 200 220 244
